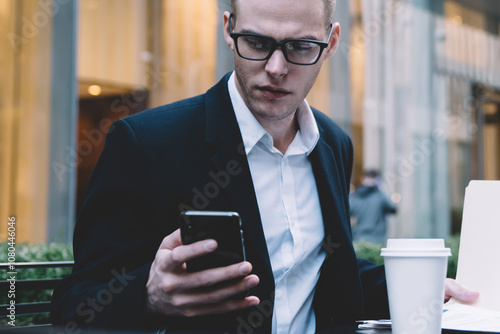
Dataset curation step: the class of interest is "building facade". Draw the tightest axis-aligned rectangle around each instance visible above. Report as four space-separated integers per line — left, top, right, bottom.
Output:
1 0 499 243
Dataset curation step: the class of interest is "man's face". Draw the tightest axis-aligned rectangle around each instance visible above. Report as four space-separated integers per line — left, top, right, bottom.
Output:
223 0 339 122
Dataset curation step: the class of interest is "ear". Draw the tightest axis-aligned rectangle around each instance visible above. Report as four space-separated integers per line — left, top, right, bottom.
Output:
324 22 341 59
223 11 235 51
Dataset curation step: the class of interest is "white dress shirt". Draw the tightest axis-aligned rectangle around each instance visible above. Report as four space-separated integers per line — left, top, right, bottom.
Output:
228 73 327 334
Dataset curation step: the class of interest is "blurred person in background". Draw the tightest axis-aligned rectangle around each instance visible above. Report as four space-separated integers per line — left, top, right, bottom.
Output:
350 170 397 244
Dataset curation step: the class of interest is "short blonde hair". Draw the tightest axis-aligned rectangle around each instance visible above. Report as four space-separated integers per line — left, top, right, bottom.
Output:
231 0 336 28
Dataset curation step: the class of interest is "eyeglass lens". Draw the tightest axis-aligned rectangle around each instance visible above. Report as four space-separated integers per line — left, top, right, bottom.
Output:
237 35 322 65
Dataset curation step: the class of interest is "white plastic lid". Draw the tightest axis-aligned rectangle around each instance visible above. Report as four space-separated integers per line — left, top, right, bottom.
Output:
380 238 451 257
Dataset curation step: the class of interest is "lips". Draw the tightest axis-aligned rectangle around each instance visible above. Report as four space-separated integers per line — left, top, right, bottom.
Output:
258 85 291 99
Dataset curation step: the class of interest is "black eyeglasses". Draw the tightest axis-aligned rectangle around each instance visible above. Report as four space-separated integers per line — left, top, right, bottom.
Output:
229 14 333 66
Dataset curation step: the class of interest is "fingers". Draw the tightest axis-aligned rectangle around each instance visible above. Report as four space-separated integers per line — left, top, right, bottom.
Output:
167 275 260 317
444 278 480 303
147 264 260 317
182 296 261 317
147 229 261 317
158 229 217 254
169 274 259 309
173 262 254 290
157 232 218 271
170 239 217 265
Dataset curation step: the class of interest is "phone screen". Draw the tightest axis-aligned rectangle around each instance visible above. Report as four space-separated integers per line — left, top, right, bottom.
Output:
179 211 246 273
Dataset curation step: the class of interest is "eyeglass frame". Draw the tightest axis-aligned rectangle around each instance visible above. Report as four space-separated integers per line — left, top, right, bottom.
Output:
228 13 334 66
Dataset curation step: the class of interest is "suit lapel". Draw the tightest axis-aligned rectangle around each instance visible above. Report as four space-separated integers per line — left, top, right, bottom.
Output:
309 137 351 245
309 134 364 325
204 75 274 287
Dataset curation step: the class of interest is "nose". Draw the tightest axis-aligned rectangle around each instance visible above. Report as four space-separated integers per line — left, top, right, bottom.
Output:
264 48 289 78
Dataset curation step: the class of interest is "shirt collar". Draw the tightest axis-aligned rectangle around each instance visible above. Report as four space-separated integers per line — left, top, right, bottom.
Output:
228 72 320 156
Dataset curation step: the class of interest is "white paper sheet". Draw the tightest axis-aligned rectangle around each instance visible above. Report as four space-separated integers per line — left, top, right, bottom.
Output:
358 304 500 332
455 180 500 312
439 180 500 332
442 302 500 332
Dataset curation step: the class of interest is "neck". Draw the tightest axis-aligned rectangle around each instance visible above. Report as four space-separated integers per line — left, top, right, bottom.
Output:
255 112 299 154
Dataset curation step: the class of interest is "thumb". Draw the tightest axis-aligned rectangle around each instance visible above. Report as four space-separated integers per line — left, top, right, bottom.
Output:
158 229 183 250
445 278 480 303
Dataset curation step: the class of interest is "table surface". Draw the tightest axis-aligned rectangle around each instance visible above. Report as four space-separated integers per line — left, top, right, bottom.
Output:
0 328 388 334
324 325 391 333
325 325 488 334
1 325 486 334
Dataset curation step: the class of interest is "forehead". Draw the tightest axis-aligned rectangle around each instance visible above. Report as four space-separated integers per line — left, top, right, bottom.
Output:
234 0 327 40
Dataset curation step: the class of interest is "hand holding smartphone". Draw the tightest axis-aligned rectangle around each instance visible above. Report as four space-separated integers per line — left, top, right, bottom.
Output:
179 211 247 273
145 218 259 315
179 211 249 299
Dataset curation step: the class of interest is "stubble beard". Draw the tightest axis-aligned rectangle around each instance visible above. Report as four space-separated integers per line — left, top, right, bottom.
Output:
234 60 322 123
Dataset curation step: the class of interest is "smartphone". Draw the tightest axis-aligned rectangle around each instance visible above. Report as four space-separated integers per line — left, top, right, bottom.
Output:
179 211 247 273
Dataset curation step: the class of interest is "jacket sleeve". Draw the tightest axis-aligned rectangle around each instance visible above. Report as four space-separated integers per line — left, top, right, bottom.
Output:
341 129 389 319
51 119 171 332
357 258 390 319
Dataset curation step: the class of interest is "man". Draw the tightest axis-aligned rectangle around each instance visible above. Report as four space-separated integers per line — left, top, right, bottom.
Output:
51 0 477 333
350 170 396 244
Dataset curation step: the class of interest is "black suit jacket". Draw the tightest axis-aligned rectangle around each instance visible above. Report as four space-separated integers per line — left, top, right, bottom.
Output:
51 73 388 333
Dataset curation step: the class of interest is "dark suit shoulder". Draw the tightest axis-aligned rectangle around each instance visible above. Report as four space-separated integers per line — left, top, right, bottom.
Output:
119 73 232 137
311 107 354 188
123 94 205 127
115 93 207 145
312 108 352 149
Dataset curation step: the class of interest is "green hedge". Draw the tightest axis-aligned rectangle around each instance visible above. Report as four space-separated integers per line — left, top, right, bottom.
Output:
353 234 461 279
0 236 461 326
0 242 74 326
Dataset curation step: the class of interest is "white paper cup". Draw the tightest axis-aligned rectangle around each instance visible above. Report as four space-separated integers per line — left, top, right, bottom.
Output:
381 239 451 334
